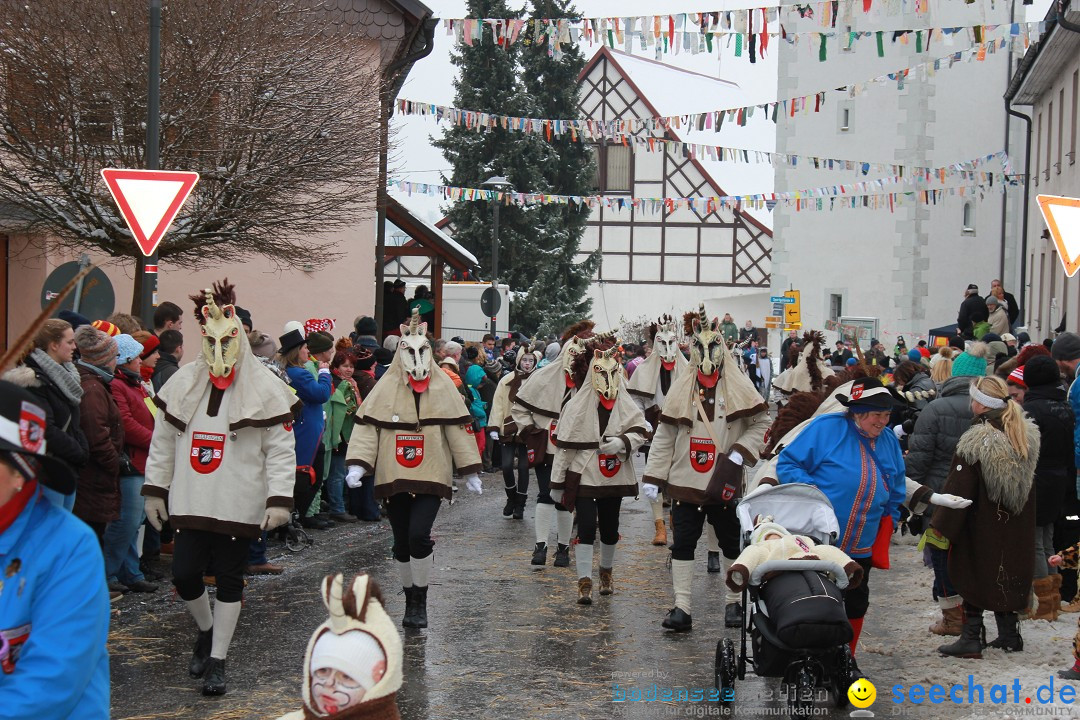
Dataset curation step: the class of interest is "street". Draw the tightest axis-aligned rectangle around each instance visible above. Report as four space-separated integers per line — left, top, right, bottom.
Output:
108 462 1078 720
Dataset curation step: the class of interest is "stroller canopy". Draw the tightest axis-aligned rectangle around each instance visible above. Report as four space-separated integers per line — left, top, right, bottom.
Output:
736 483 840 547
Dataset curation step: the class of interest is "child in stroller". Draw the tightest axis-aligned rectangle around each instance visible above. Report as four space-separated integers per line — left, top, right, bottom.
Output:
716 483 861 719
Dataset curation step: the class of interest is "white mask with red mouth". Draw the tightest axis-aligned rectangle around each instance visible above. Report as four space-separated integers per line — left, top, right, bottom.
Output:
689 304 725 388
397 311 431 393
591 346 622 410
652 316 679 371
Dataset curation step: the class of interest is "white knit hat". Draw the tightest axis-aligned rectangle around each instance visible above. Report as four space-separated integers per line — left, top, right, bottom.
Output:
750 516 790 545
310 630 385 691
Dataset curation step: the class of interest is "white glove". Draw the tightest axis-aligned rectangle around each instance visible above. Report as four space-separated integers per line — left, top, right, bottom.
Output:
599 437 624 455
261 506 292 530
641 483 659 501
644 420 654 434
345 465 366 489
893 425 908 439
489 430 500 441
144 496 169 531
930 492 972 509
465 474 482 495
728 450 744 466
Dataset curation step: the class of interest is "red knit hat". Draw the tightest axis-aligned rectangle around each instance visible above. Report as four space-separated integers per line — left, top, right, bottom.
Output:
1007 366 1026 389
132 331 160 359
91 319 120 337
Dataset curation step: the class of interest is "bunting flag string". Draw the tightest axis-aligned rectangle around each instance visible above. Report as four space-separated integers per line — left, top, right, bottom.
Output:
399 23 1031 141
388 171 1021 216
440 5 1035 62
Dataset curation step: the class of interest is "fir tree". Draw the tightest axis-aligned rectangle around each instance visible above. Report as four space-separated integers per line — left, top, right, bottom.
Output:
513 0 600 335
433 0 598 336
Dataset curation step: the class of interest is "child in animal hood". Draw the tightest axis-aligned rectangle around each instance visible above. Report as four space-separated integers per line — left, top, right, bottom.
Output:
488 345 541 520
642 305 772 633
550 345 648 605
345 311 481 629
142 280 299 697
510 322 616 568
725 516 863 593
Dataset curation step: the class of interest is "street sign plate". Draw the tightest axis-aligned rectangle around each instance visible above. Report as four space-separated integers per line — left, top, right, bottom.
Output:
1037 195 1080 277
770 296 795 304
480 286 502 317
100 168 200 257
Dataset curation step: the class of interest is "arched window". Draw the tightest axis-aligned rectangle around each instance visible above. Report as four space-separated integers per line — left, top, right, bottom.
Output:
962 202 975 235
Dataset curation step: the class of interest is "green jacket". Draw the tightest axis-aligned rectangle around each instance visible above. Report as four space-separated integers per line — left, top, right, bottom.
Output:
720 321 739 345
323 378 358 477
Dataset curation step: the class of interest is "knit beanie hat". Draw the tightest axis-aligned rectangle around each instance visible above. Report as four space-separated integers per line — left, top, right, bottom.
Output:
1023 355 1061 388
132 331 159 359
354 316 378 336
91 319 120 337
751 519 791 545
1007 367 1026 388
1051 332 1080 362
75 326 117 367
306 331 334 355
234 306 252 332
948 336 965 350
951 343 989 378
907 348 923 363
114 334 144 365
301 574 402 717
58 309 91 331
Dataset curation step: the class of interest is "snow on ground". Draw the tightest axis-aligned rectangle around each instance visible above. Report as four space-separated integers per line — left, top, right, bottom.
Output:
865 532 1080 719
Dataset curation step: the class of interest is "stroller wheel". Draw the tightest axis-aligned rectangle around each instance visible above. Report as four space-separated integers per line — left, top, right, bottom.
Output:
832 646 854 709
787 667 816 719
714 638 736 700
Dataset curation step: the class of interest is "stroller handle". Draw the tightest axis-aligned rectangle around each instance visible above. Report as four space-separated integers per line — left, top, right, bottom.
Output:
749 558 850 590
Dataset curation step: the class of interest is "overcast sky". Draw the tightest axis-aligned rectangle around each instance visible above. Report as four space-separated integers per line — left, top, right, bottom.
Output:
389 0 1052 222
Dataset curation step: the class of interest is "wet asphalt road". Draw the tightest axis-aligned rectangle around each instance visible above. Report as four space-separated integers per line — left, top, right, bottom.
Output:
110 459 897 720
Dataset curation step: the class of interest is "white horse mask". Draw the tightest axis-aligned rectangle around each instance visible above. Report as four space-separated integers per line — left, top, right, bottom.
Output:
591 346 622 410
689 304 725 387
652 315 679 369
397 310 431 393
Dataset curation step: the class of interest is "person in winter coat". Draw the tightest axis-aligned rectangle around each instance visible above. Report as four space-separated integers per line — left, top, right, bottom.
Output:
131 331 159 387
739 320 758 345
0 381 111 720
719 314 739 345
905 343 988 636
102 335 158 595
280 330 333 521
463 363 489 459
539 341 560 368
350 316 380 353
1 319 87 511
957 284 989 338
151 329 183 392
72 326 123 544
322 345 360 524
892 361 936 411
985 296 1010 336
775 378 906 666
1021 355 1075 620
489 347 540 520
933 375 1041 659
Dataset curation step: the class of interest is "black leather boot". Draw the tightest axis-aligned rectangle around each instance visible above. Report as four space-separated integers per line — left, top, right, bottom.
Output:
662 607 692 632
707 551 722 573
531 542 548 566
188 628 213 678
987 612 1023 652
201 657 227 696
402 586 418 628
553 543 571 567
939 607 985 659
412 586 428 629
502 487 516 517
513 493 526 520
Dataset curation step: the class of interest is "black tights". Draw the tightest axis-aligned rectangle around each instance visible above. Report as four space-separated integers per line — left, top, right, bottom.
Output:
172 528 249 603
500 442 530 494
576 497 622 545
386 493 441 561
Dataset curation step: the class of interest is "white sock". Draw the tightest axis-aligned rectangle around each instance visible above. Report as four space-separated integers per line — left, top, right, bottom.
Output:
576 542 594 580
706 523 720 553
671 559 695 615
397 560 413 589
651 493 665 521
720 557 739 604
185 591 213 632
600 542 616 569
535 503 555 545
938 595 963 610
556 509 574 545
210 600 242 660
411 554 434 588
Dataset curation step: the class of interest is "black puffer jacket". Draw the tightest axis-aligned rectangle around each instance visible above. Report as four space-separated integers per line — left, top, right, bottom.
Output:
1023 384 1076 525
2 358 89 470
905 376 975 493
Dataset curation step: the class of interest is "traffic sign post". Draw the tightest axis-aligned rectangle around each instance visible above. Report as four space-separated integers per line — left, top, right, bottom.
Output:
101 169 200 257
783 290 801 325
1037 195 1080 277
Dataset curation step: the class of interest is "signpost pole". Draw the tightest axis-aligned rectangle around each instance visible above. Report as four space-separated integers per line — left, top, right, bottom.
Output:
136 0 162 325
490 200 498 339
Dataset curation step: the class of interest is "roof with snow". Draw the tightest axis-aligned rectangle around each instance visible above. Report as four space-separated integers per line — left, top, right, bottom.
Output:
386 195 478 271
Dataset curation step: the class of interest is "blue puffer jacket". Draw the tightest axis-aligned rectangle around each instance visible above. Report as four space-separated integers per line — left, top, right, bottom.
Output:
285 364 332 467
0 489 110 719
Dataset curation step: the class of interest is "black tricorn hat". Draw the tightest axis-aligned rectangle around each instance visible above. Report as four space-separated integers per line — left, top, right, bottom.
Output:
836 377 901 410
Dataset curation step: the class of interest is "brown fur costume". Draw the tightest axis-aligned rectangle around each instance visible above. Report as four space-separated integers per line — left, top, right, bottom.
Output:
561 320 595 344
188 279 236 325
568 334 617 389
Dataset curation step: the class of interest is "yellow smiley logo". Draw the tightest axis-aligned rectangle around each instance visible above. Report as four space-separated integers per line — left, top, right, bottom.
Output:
848 678 877 709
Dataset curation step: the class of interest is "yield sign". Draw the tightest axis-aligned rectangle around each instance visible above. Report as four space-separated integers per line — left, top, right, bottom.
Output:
100 168 199 257
1037 194 1080 277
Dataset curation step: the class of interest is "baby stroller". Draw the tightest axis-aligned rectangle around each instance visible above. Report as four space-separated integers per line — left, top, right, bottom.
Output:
715 483 857 719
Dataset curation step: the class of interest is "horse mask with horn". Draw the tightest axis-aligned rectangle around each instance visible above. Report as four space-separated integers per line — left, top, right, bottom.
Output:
591 345 622 410
398 309 432 393
191 280 242 388
689 304 725 388
652 315 679 370
562 328 616 389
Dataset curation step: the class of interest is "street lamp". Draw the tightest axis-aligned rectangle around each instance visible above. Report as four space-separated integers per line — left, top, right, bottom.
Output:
482 175 512 338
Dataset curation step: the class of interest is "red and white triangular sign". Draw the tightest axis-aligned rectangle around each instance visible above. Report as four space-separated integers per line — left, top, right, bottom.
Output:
1037 194 1080 278
100 168 199 257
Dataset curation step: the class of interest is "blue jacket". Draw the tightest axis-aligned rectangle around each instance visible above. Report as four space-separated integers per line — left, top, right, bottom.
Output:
464 364 488 428
0 489 110 719
286 365 333 467
1069 378 1080 469
776 414 906 558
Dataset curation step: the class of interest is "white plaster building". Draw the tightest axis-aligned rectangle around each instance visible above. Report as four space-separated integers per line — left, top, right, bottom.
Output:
770 1 1026 349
